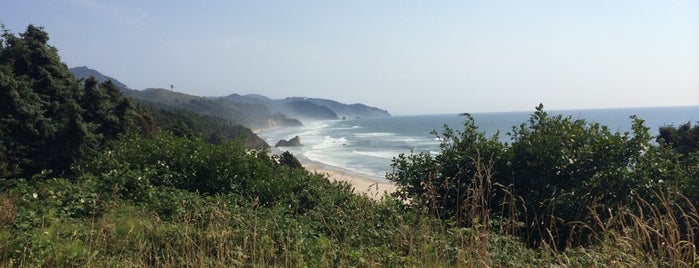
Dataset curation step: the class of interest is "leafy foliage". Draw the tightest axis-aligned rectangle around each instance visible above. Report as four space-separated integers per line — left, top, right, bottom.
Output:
658 122 699 156
278 151 303 169
656 122 699 211
0 25 151 178
389 104 699 249
74 132 344 214
506 105 656 247
387 113 505 223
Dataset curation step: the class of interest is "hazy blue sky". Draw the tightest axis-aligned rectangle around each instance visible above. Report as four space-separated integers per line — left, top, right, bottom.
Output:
2 1 698 115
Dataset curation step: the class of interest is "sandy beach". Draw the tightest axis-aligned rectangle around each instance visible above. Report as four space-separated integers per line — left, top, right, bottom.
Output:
300 160 397 201
256 128 398 201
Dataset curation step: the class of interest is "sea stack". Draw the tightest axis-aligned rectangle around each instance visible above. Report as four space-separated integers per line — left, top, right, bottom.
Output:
275 136 302 147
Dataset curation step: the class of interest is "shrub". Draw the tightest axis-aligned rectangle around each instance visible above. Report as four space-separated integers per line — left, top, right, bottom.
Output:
389 104 697 249
387 113 505 224
74 132 356 213
506 105 654 247
277 151 303 169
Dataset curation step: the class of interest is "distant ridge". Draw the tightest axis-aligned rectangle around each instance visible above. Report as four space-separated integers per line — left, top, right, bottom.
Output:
69 66 129 89
68 66 269 147
123 88 301 129
285 97 391 119
221 94 390 120
134 88 203 105
68 66 391 129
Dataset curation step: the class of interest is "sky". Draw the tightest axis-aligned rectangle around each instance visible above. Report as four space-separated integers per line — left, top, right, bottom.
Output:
1 0 698 115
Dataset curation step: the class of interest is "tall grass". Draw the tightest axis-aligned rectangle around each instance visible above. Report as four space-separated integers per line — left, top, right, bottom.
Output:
2 161 698 267
560 190 699 266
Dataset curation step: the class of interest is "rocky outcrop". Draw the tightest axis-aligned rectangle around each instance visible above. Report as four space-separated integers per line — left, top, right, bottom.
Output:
275 136 303 147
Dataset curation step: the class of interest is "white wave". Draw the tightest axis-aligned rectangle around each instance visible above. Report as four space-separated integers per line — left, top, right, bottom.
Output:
299 122 330 135
352 150 401 160
303 151 343 167
354 132 396 137
379 136 442 147
312 136 349 149
332 125 363 130
393 137 420 142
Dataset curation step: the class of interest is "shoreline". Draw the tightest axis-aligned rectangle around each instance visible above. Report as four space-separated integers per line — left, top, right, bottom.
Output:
258 125 397 200
292 153 396 200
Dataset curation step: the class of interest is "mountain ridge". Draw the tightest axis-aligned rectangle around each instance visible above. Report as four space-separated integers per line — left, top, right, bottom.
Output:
69 66 129 89
221 94 391 121
69 66 391 129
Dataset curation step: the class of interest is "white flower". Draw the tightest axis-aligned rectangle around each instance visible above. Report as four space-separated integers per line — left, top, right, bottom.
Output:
32 193 38 199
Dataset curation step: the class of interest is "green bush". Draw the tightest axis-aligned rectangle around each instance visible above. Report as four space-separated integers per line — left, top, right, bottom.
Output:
74 132 356 213
277 151 303 169
389 104 698 249
387 113 505 224
506 105 654 247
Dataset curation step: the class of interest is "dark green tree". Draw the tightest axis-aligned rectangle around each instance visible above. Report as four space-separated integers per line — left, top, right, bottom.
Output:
0 25 149 178
658 122 699 156
1 25 83 177
656 122 699 206
278 151 303 169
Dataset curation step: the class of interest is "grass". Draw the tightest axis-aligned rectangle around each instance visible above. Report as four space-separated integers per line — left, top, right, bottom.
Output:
1 163 697 267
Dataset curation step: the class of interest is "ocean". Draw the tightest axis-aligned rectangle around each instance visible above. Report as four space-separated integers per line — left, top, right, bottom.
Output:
257 106 699 182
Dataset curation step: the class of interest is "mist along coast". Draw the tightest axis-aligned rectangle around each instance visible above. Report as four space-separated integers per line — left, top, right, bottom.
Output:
258 105 699 199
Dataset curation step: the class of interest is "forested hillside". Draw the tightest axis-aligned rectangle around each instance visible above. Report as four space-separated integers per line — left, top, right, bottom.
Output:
129 88 279 129
70 66 391 130
69 67 303 130
66 72 271 147
138 103 268 148
0 25 265 164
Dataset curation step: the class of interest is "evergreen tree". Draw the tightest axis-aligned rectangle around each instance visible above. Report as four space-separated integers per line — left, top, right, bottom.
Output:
278 151 303 169
0 25 150 178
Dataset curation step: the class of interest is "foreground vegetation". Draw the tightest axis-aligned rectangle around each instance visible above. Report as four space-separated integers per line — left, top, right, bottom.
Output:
2 127 698 267
2 25 699 267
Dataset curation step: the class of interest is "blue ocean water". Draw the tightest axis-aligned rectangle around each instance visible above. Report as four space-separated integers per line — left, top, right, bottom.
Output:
258 106 699 182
